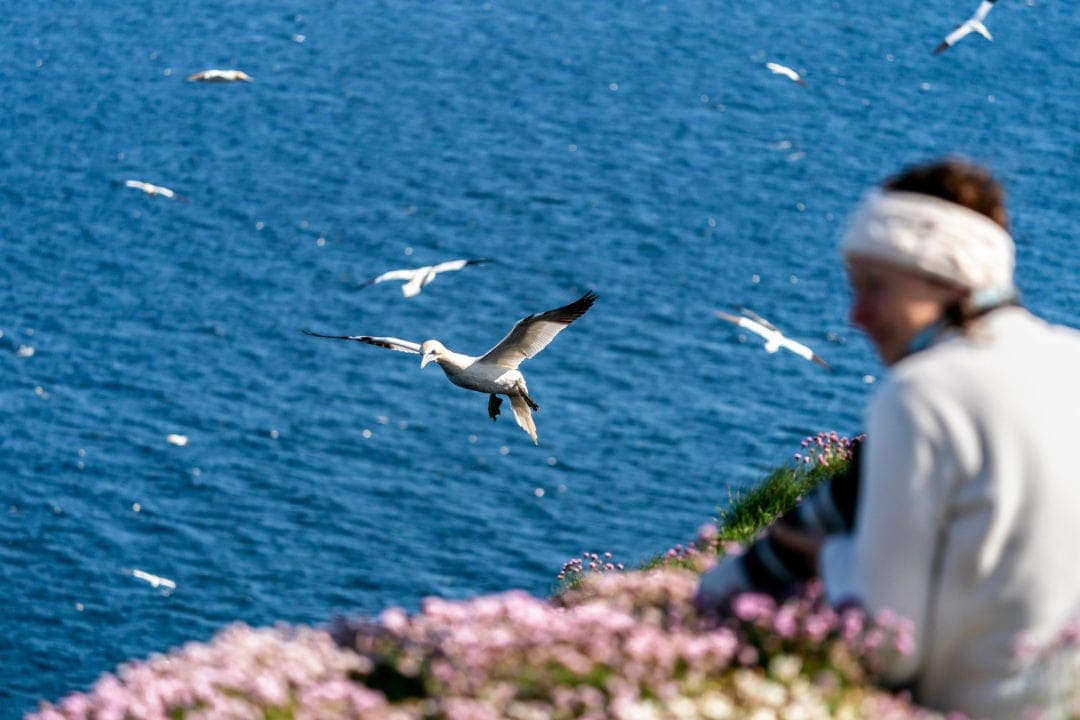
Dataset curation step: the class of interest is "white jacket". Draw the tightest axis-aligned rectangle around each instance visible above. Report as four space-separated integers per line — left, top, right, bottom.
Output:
821 307 1080 719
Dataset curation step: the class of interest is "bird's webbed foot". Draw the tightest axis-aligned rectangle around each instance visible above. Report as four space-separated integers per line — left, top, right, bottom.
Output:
487 394 503 420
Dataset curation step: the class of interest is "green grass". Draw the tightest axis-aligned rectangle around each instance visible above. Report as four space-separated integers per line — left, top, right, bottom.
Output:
714 461 843 545
557 442 856 590
635 457 851 574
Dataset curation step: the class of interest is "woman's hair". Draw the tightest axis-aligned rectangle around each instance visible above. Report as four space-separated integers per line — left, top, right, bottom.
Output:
882 157 1010 232
880 158 1016 328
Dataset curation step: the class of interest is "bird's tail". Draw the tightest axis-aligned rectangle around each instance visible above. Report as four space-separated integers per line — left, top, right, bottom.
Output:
509 395 539 445
970 21 992 41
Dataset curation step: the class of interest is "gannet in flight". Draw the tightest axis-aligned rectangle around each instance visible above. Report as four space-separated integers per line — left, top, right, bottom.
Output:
715 307 832 370
304 290 597 444
186 69 254 83
124 179 185 202
127 568 177 591
361 258 492 297
765 62 807 87
933 0 996 55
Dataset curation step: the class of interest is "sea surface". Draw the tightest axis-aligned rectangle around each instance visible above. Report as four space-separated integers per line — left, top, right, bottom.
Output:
1 0 1077 714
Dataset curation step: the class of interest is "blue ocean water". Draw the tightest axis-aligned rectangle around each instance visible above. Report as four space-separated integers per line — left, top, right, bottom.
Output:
1 0 1077 714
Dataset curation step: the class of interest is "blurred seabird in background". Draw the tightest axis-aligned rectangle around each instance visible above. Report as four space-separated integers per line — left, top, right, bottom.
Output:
716 307 832 370
360 258 492 297
933 0 996 55
765 62 807 87
124 179 185 201
186 69 254 82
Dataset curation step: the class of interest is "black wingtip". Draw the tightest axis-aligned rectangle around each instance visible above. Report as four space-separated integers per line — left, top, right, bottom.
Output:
302 328 338 339
575 289 599 312
548 289 598 324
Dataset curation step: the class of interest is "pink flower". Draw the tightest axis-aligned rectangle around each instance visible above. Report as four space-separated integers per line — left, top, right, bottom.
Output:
772 605 798 639
379 607 409 634
737 645 759 666
731 592 775 623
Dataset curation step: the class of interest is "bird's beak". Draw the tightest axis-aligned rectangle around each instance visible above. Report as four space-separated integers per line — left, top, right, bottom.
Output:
420 353 435 369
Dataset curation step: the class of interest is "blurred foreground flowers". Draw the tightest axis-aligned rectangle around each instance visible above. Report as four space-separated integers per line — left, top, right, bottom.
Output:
32 571 946 719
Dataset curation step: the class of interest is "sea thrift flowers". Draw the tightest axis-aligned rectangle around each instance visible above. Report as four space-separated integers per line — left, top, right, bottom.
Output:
30 624 395 720
794 431 864 470
557 551 626 584
328 570 941 720
32 570 953 720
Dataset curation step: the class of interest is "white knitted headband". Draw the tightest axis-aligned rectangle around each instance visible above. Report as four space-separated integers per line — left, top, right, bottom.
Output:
841 190 1015 292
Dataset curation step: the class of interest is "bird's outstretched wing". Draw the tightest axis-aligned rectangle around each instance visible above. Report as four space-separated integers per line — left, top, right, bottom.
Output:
480 290 598 369
302 329 421 354
716 310 771 342
972 0 996 22
778 337 833 371
715 310 748 328
431 258 492 274
809 352 833 371
943 23 973 47
732 306 779 332
360 268 422 287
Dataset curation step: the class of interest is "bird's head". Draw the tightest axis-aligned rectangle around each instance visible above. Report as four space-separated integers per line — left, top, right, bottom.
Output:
419 340 446 368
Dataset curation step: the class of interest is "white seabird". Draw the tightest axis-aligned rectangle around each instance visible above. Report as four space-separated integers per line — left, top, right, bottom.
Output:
124 179 185 201
127 568 177 591
933 0 996 55
186 69 254 83
361 258 492 297
715 307 832 370
765 62 807 87
304 290 597 444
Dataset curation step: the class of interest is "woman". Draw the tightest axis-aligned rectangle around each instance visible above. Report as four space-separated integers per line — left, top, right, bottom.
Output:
706 158 1080 718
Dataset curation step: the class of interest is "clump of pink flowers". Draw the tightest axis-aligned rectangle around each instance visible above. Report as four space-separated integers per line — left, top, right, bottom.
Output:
793 430 864 469
557 550 626 584
29 623 397 720
560 524 732 588
329 568 946 719
33 569 957 720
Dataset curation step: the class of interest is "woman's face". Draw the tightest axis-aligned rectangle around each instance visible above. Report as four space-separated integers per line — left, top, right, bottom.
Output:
846 256 965 366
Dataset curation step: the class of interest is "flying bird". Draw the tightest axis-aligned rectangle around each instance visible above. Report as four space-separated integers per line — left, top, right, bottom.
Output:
360 258 492 297
186 69 254 82
304 290 597 444
126 568 177 591
124 179 185 201
933 0 997 55
715 307 832 370
765 62 807 87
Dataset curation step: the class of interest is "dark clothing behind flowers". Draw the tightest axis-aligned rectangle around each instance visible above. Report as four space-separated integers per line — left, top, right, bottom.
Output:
740 439 862 597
